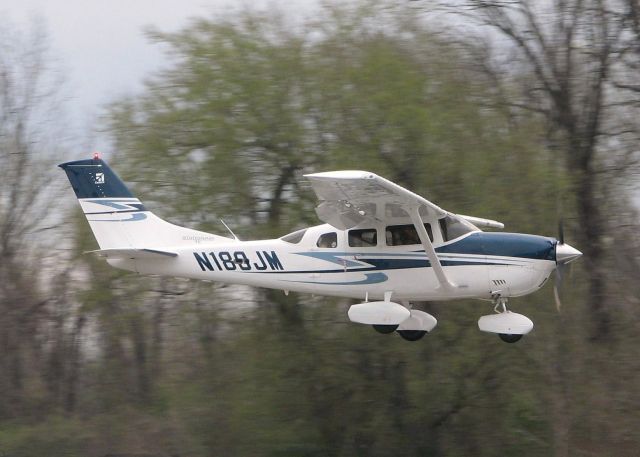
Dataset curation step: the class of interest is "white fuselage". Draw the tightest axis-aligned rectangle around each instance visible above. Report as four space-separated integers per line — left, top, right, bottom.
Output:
108 224 557 302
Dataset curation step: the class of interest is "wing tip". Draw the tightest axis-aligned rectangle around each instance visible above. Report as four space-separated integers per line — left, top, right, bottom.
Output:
457 214 504 229
304 170 376 180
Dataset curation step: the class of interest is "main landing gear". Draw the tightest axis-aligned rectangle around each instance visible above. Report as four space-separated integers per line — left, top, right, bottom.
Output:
373 324 398 334
348 292 437 342
372 324 429 341
397 330 428 341
498 333 523 343
370 309 436 342
478 296 534 343
356 293 533 343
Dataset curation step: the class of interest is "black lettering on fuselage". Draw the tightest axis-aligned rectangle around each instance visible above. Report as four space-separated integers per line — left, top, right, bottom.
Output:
253 251 268 270
234 251 251 270
263 251 283 270
194 250 284 272
218 251 237 270
210 252 222 270
194 252 213 271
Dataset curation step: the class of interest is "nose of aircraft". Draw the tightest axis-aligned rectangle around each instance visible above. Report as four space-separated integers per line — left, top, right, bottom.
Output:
556 242 582 264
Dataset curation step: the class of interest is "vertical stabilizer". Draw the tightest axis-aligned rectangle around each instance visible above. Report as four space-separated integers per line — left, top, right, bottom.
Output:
59 156 229 250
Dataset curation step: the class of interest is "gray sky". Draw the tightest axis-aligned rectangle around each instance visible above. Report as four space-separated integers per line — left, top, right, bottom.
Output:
0 0 317 151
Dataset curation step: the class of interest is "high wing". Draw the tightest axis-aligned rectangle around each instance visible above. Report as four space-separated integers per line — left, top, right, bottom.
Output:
305 171 446 228
305 170 503 230
304 170 503 290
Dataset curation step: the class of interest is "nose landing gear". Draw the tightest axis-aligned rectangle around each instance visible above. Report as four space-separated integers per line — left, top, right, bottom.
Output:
478 296 533 343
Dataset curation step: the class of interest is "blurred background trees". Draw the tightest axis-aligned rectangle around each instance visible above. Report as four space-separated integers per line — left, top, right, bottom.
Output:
0 19 75 424
1 1 639 456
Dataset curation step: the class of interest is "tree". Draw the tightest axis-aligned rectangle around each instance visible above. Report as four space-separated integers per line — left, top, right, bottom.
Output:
98 3 565 456
461 0 637 340
0 19 72 419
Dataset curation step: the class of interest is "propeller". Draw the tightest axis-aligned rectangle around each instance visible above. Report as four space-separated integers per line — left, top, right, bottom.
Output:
553 263 565 312
558 219 564 245
553 219 582 311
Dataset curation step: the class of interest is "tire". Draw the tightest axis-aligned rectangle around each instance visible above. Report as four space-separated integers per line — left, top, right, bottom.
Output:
498 333 523 343
373 324 398 334
397 330 427 341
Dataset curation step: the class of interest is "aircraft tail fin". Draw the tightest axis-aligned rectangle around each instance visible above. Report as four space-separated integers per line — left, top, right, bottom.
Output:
59 156 230 250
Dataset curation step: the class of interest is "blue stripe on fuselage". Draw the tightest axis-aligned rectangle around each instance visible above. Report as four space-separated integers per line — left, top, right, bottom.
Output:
269 257 505 275
284 272 389 285
280 232 555 276
435 232 556 261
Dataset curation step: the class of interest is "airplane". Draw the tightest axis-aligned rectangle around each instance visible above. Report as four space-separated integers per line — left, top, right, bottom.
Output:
59 154 582 343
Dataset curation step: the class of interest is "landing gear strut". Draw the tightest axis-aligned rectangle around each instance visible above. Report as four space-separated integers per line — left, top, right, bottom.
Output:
493 297 522 343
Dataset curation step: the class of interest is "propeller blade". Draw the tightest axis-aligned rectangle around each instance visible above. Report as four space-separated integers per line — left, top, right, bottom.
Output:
553 217 581 313
558 219 565 245
553 264 566 312
553 284 562 312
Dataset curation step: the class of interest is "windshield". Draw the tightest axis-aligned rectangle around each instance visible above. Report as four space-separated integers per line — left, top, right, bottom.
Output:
439 215 476 242
280 228 307 244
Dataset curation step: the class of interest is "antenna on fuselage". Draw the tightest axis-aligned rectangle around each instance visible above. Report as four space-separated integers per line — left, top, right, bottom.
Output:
220 219 240 241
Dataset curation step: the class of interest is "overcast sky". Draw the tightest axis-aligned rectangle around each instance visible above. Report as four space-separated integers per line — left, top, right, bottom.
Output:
0 0 317 151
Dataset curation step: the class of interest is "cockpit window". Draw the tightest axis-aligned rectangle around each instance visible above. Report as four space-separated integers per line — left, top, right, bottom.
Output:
280 228 307 244
439 215 476 242
348 228 377 247
386 224 433 245
317 232 337 248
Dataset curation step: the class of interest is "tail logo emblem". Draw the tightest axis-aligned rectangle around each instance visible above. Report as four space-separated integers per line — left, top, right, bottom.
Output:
94 173 105 184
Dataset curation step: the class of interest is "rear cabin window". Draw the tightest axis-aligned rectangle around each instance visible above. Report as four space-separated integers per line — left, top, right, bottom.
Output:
439 215 475 242
280 228 307 244
317 232 337 248
386 224 433 245
348 228 377 247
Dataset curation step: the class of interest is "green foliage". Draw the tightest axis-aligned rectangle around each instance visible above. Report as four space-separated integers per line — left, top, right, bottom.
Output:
7 1 639 457
71 2 571 456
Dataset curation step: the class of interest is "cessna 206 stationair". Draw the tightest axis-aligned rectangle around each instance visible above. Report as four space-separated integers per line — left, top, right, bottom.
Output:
60 155 582 343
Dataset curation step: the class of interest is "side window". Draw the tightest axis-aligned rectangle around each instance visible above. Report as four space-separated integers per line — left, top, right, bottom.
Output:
317 232 337 248
349 228 377 247
386 224 433 246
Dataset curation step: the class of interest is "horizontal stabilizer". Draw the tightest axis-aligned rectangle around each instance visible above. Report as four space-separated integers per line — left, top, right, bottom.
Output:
86 248 178 260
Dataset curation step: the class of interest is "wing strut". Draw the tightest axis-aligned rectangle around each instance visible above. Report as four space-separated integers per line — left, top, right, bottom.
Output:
408 206 455 290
